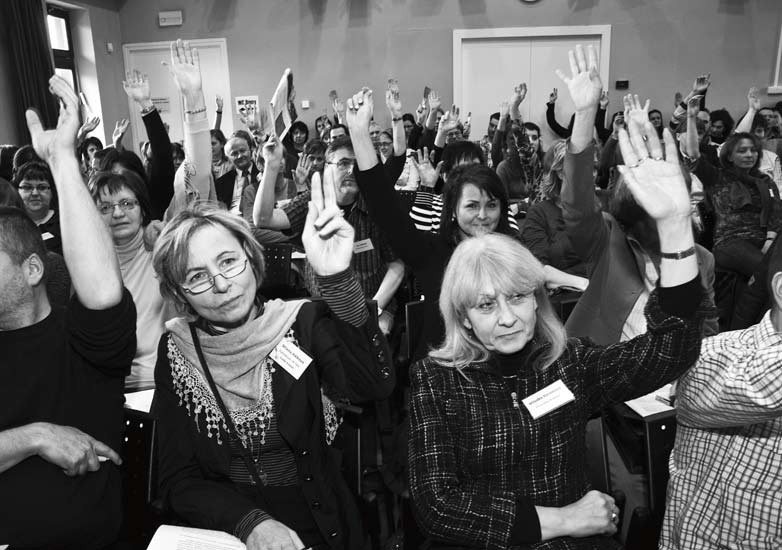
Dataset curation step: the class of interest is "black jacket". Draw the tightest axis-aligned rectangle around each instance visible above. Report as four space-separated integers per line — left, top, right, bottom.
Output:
154 299 394 549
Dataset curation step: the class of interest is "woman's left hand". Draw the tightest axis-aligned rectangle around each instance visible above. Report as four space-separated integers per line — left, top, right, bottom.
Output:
302 165 355 276
616 116 691 222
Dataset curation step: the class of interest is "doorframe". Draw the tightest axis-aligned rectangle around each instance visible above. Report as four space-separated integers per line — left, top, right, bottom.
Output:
122 38 232 151
452 25 612 108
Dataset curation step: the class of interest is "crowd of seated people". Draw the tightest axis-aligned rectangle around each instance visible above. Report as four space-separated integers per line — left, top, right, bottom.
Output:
2 36 782 550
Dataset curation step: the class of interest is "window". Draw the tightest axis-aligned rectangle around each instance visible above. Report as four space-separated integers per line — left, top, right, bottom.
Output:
46 5 77 94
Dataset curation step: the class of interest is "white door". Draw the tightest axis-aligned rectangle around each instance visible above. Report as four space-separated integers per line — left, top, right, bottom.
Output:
454 26 610 148
122 39 233 155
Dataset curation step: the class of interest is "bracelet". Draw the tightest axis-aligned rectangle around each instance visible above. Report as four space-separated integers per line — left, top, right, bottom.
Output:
392 117 403 122
185 106 207 115
216 110 223 114
140 105 156 115
660 246 696 260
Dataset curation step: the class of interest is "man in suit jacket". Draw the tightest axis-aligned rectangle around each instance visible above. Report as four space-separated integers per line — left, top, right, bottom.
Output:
216 134 288 245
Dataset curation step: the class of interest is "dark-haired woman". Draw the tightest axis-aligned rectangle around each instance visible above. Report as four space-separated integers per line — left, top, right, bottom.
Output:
684 104 782 277
211 129 233 180
13 160 62 256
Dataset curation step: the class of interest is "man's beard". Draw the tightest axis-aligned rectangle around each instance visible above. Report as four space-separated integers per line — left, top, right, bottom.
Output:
609 184 660 255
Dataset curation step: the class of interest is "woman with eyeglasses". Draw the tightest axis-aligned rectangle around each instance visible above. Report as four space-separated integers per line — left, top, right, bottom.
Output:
13 160 62 256
89 40 214 390
151 173 393 550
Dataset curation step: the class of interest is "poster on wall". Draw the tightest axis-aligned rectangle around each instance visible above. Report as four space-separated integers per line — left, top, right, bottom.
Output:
234 95 259 116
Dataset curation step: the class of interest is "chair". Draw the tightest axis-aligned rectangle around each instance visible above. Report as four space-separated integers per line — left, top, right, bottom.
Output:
260 243 301 299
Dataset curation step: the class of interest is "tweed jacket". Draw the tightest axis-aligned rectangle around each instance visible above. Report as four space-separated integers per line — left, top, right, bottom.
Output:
408 282 707 550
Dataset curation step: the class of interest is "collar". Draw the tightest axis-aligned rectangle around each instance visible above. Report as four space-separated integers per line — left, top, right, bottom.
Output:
751 310 782 347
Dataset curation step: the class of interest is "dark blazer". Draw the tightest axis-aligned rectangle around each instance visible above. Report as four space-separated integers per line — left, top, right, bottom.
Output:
154 299 394 549
560 145 718 345
215 164 261 209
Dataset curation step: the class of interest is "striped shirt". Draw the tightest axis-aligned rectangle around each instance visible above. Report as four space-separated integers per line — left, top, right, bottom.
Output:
408 191 520 234
284 191 399 312
660 311 782 549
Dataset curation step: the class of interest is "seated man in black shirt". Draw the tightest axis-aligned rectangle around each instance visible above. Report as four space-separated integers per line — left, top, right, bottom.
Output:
0 75 136 549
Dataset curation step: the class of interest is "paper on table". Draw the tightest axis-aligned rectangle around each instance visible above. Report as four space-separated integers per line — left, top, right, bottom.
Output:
124 389 155 414
625 384 675 418
147 525 245 550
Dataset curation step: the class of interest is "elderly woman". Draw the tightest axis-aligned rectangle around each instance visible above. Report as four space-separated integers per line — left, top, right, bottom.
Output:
151 169 393 549
407 96 707 548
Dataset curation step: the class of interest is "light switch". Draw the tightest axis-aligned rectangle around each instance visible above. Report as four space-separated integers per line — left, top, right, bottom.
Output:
301 99 311 109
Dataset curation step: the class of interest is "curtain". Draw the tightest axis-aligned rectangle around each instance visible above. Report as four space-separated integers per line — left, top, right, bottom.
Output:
1 0 59 144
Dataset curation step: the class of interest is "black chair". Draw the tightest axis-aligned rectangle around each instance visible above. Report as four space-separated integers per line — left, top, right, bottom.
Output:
260 243 301 299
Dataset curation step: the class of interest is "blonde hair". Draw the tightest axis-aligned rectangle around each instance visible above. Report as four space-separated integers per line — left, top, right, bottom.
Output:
152 202 266 317
429 233 567 371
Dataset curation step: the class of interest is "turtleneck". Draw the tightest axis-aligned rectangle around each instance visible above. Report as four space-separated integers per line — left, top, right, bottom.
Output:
494 340 539 378
115 227 145 267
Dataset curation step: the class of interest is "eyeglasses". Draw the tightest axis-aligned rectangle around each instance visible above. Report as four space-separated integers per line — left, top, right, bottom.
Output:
98 198 140 216
326 158 356 173
18 184 51 193
378 142 393 148
181 258 248 295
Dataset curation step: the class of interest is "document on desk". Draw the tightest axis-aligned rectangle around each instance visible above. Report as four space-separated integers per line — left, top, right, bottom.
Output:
147 525 245 550
625 384 675 418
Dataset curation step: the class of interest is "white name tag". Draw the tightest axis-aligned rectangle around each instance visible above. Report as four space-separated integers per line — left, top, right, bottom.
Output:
522 380 575 420
353 238 375 254
271 339 312 380
41 232 54 241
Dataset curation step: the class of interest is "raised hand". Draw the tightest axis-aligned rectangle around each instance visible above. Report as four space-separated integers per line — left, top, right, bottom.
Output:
261 133 284 166
411 147 443 188
747 87 761 112
215 94 224 112
27 75 81 163
612 112 625 138
333 97 347 123
414 100 427 126
386 78 403 118
122 70 151 105
427 90 441 112
692 73 711 95
35 422 122 477
511 83 527 107
302 167 355 276
163 39 202 103
599 91 609 109
674 91 683 108
462 112 472 138
623 94 650 127
247 519 304 550
438 105 461 133
112 118 129 147
555 44 603 113
239 105 261 133
548 88 558 104
616 115 691 222
79 116 100 136
345 87 374 135
293 153 313 187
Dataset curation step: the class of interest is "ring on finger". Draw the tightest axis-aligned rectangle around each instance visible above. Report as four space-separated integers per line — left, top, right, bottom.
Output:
611 511 618 523
653 156 664 161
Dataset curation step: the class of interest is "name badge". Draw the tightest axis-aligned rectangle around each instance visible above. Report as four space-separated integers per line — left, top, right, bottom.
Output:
353 238 374 254
522 380 575 420
41 232 54 241
271 339 312 380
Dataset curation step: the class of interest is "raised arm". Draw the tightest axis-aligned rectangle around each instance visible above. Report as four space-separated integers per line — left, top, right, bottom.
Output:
556 44 608 268
734 87 761 134
213 94 223 130
669 74 710 132
111 118 129 152
347 87 439 268
252 136 292 230
29 76 123 309
386 79 407 158
546 88 571 139
123 69 175 218
166 39 214 207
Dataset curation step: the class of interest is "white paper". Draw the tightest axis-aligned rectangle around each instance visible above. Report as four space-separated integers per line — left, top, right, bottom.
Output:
353 238 375 254
625 384 675 418
124 389 156 414
147 525 245 550
522 380 575 420
292 251 306 260
271 338 312 380
268 68 294 140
